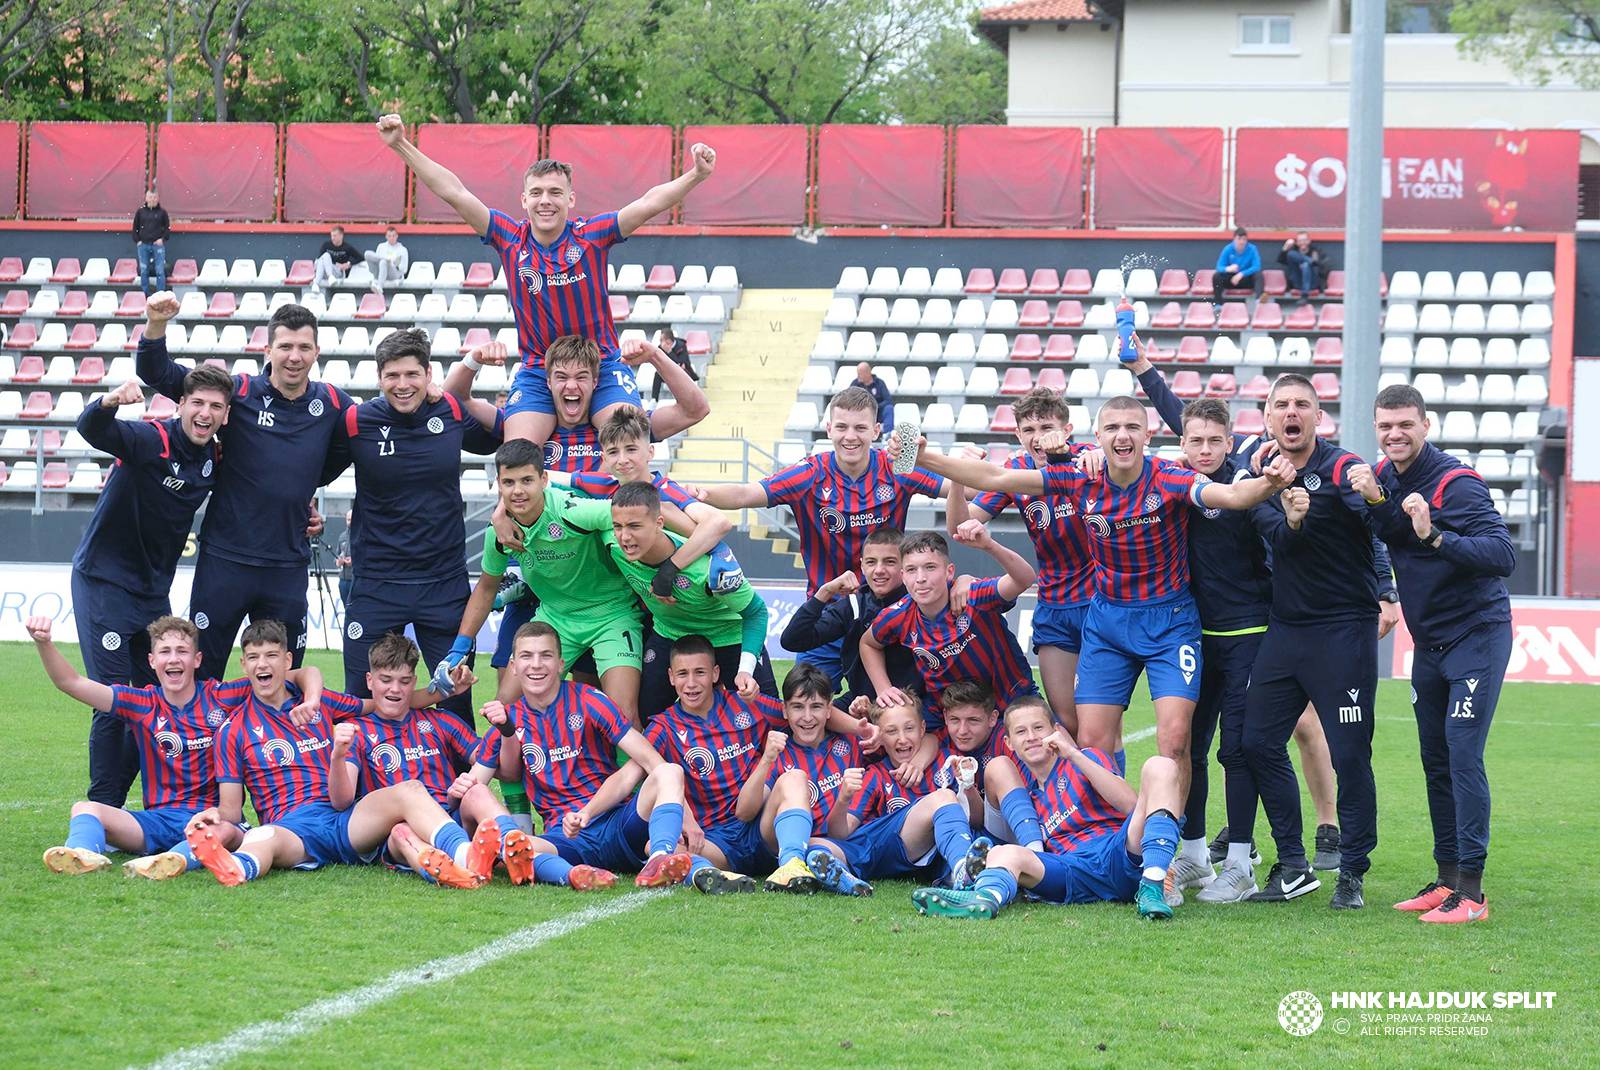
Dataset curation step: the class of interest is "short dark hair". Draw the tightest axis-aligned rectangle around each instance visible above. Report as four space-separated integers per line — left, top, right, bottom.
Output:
1375 383 1427 417
1233 226 1248 238
659 327 675 341
863 527 904 550
899 531 949 561
545 335 600 378
1268 372 1317 404
669 634 716 665
513 620 561 656
147 615 199 647
495 438 545 475
330 224 345 235
385 225 398 235
1001 694 1052 729
599 407 652 449
939 680 994 714
1013 387 1070 424
240 619 288 651
781 663 834 703
829 385 877 421
1097 396 1146 425
612 480 661 514
524 160 573 187
182 364 234 401
1181 398 1232 433
267 303 318 346
375 327 431 373
368 633 420 673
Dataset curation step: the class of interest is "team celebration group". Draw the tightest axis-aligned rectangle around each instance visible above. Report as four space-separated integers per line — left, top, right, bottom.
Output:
27 115 1514 925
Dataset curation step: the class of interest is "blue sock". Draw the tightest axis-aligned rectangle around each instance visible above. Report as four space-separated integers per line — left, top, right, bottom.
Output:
66 813 107 854
532 852 573 886
1114 749 1127 776
932 802 973 866
431 820 471 867
774 807 813 866
172 840 202 871
233 852 260 881
999 789 1043 849
973 867 1018 909
494 815 520 844
1140 809 1181 879
648 802 684 857
687 855 715 885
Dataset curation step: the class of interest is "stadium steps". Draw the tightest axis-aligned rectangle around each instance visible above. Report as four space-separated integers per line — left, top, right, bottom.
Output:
671 288 829 567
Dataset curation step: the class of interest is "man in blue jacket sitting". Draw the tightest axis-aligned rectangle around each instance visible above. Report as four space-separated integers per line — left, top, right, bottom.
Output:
1212 227 1263 302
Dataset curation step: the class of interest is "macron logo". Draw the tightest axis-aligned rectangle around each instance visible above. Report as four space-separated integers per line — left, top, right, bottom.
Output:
1465 678 1479 693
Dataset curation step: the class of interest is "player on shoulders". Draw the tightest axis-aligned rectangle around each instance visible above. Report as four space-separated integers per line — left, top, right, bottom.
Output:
380 112 715 445
27 615 243 879
913 696 1184 922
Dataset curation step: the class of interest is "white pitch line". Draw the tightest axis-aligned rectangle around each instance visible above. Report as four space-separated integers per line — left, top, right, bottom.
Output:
0 798 73 811
139 891 662 1070
1125 726 1157 744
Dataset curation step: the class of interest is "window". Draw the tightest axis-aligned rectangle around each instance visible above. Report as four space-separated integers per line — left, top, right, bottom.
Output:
1239 15 1293 50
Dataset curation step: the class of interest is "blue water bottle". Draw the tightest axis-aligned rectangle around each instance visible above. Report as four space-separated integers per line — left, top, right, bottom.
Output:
1116 297 1136 362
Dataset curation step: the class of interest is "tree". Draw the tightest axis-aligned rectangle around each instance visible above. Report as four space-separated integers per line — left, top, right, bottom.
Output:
882 21 1006 125
189 0 253 121
0 0 113 101
1452 0 1600 87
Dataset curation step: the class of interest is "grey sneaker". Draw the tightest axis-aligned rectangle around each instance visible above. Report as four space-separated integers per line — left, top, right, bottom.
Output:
1168 854 1216 892
1196 863 1259 903
1313 824 1341 871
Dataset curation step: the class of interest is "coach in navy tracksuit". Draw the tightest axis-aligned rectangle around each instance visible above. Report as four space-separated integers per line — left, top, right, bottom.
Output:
320 328 502 724
1357 383 1513 922
71 358 229 806
139 300 350 677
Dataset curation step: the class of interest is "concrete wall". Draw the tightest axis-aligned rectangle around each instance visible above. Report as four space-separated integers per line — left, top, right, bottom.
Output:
1004 21 1119 127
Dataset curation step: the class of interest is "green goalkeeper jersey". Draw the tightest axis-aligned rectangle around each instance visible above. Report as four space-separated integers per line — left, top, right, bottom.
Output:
601 530 755 647
480 485 634 619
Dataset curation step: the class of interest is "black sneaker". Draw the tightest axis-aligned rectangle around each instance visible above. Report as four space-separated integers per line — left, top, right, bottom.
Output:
1246 861 1320 902
691 867 757 895
1330 870 1365 910
1313 824 1341 871
1207 826 1262 868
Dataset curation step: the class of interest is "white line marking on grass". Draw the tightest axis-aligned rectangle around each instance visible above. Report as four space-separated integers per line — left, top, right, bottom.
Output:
139 891 662 1070
1378 716 1599 729
1125 726 1157 744
0 798 72 811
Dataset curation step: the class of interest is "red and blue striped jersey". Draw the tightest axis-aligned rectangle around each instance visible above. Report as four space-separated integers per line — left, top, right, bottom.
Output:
937 723 1014 794
211 685 366 825
544 424 606 474
108 679 250 810
868 578 1035 711
343 709 482 807
483 208 623 367
504 681 633 828
766 732 864 834
1019 749 1127 854
760 450 943 595
1040 457 1209 604
570 469 696 512
847 744 959 823
973 453 1096 606
646 690 787 826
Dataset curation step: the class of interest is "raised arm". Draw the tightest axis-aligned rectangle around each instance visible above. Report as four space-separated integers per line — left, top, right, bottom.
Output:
695 481 770 510
899 435 1046 498
376 114 491 236
1196 455 1296 511
953 519 1036 602
735 730 787 823
617 143 716 237
328 724 359 811
25 616 116 711
134 293 188 401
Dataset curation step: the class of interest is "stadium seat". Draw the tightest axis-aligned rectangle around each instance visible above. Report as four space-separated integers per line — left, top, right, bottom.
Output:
990 404 1016 432
854 297 889 329
631 294 663 322
1032 367 1064 393
888 298 922 329
924 403 955 433
40 356 73 383
1521 304 1553 332
1451 303 1484 333
50 258 82 284
253 259 285 287
1316 412 1337 438
459 327 491 354
284 259 315 287
1028 268 1060 294
68 461 101 491
932 365 964 393
1043 335 1076 362
1454 271 1488 301
1515 373 1548 404
204 292 237 319
911 333 944 361
35 323 67 351
1316 303 1344 331
1240 374 1271 401
1312 337 1343 365
1102 367 1135 396
845 332 876 360
1233 409 1265 435
27 291 59 318
446 293 478 321
1449 338 1483 367
1523 271 1555 300
20 257 52 284
811 331 844 360
985 300 1018 330
94 324 126 352
353 292 384 319
953 299 986 330
1511 411 1539 439
0 289 25 315
379 292 415 323
1484 304 1519 333
1217 303 1249 330
462 263 493 288
1182 303 1215 330
1413 337 1448 367
1176 336 1209 363
20 390 52 418
1144 340 1174 363
239 325 266 353
1018 300 1050 328
193 259 225 287
12 355 44 382
965 366 998 395
1440 410 1476 441
1417 304 1452 332
1076 334 1109 362
1172 370 1203 399
646 265 678 291
1420 271 1454 300
1488 271 1522 300
1283 304 1316 330
1125 269 1158 298
59 291 88 316
823 297 856 328
931 268 964 296
1060 268 1092 295
1389 271 1422 301
234 291 267 320
1189 269 1215 296
190 324 223 354
1519 338 1551 366
1383 303 1417 333
1445 375 1481 404
898 267 930 295
1091 269 1123 297
1066 367 1098 398
1204 373 1237 398
41 460 70 489
1000 367 1032 395
1155 269 1188 297
1052 300 1085 328
919 299 954 329
964 268 996 294
84 291 117 318
954 403 989 434
606 294 630 322
1250 302 1283 330
478 294 511 322
1261 269 1288 297
866 266 900 295
1149 302 1182 329
323 293 357 321
0 257 23 282
224 259 255 287
1413 373 1446 403
65 324 96 351
348 360 377 390
878 332 910 361
976 334 1009 362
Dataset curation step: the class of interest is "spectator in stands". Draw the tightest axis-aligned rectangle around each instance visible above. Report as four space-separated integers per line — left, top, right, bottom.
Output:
651 327 698 403
363 225 409 294
1278 231 1327 298
856 362 893 429
311 225 362 296
1212 226 1263 303
132 189 170 296
335 509 354 613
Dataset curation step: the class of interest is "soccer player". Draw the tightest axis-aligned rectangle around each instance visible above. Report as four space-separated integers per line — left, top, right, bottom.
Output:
780 528 920 709
912 696 1184 922
378 113 716 445
861 525 1038 727
694 385 955 681
27 615 243 879
138 294 347 678
936 681 1041 842
605 482 776 719
71 352 230 808
480 622 693 886
320 329 502 723
185 620 485 887
892 403 1295 790
944 387 1096 733
1358 383 1515 924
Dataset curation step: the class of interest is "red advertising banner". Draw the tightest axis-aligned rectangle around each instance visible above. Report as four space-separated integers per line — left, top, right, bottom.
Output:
1235 128 1579 230
679 124 807 225
953 126 1083 227
817 125 945 226
1391 601 1600 684
0 121 17 218
26 122 148 219
284 124 405 222
546 125 672 220
414 124 542 222
1093 127 1223 228
156 123 277 221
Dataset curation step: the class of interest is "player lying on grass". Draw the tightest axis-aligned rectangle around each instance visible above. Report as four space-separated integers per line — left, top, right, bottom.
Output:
184 621 486 889
912 696 1183 922
27 614 248 880
481 621 692 888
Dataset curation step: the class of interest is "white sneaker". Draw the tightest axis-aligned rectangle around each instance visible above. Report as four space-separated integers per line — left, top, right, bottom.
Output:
1195 863 1258 903
1169 854 1216 891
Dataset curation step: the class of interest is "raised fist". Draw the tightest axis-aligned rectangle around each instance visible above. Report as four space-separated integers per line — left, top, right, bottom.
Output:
688 143 717 178
376 114 406 147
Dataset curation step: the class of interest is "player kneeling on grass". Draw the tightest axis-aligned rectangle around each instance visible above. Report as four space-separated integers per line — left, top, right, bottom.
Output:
913 697 1183 921
27 614 246 880
482 621 691 888
185 621 485 889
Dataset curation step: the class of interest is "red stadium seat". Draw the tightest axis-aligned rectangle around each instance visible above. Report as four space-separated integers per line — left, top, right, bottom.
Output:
1262 269 1288 296
20 391 52 418
1060 268 1092 295
459 327 492 353
0 257 22 282
1051 300 1085 328
5 323 39 350
206 292 239 318
995 268 1027 295
1240 374 1271 400
964 268 996 293
72 356 106 384
286 260 315 286
203 357 227 369
13 355 44 382
354 292 384 319
1204 373 1237 398
1190 269 1215 296
1284 303 1316 330
1316 303 1344 331
1150 302 1183 329
1036 368 1065 392
169 259 198 285
110 258 138 284
1172 370 1203 398
116 291 147 317
464 262 495 288
1017 300 1050 328
1311 372 1340 400
146 393 177 420
42 462 69 489
1313 337 1343 365
1317 412 1338 437
66 324 97 350
990 404 1017 433
246 325 267 352
1042 335 1076 361
1 290 27 315
1234 409 1265 435
609 295 630 321
1251 302 1284 330
1147 407 1170 435
50 258 82 284
1182 303 1215 330
34 429 61 455
684 330 711 355
646 265 677 290
1158 269 1190 296
1144 341 1175 363
1010 334 1043 361
125 324 145 349
1027 268 1060 294
1177 336 1210 363
60 290 89 316
1323 270 1345 298
1217 303 1250 330
0 461 8 485
1000 368 1033 395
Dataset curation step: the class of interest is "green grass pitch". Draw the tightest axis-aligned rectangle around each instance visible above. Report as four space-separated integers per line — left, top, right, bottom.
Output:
1 644 1595 1069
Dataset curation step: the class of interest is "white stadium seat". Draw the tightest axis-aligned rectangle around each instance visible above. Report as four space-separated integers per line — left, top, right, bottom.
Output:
1521 304 1552 332
877 332 910 361
1384 303 1417 333
430 327 461 357
663 294 695 321
943 335 976 361
1474 410 1509 440
953 299 986 329
1518 338 1551 366
888 298 921 329
911 333 944 360
435 262 466 288
835 266 868 295
965 366 998 395
1488 271 1522 300
1101 367 1135 396
1125 269 1158 298
786 401 818 432
976 334 1009 361
1417 304 1451 333
919 299 953 330
1412 373 1446 403
1421 271 1454 300
1485 304 1520 333
477 294 510 322
799 365 831 394
1448 338 1483 367
1523 271 1555 300
196 259 228 286
1476 448 1510 479
1515 373 1548 404
985 300 1018 330
823 298 856 328
1380 337 1413 366
78 258 110 285
227 259 257 287
1444 375 1479 404
845 332 877 361
1091 268 1124 297
1067 367 1099 397
930 268 965 296
1440 410 1476 441
900 267 932 295
812 331 844 360
899 366 932 394
955 403 989 434
1413 337 1448 366
932 366 964 393
1388 271 1422 301
258 260 287 287
631 294 663 321
923 403 955 433
1077 334 1109 362
1454 271 1488 301
1247 336 1280 365
677 264 709 291
1451 304 1485 333
865 266 900 295
1512 411 1540 439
